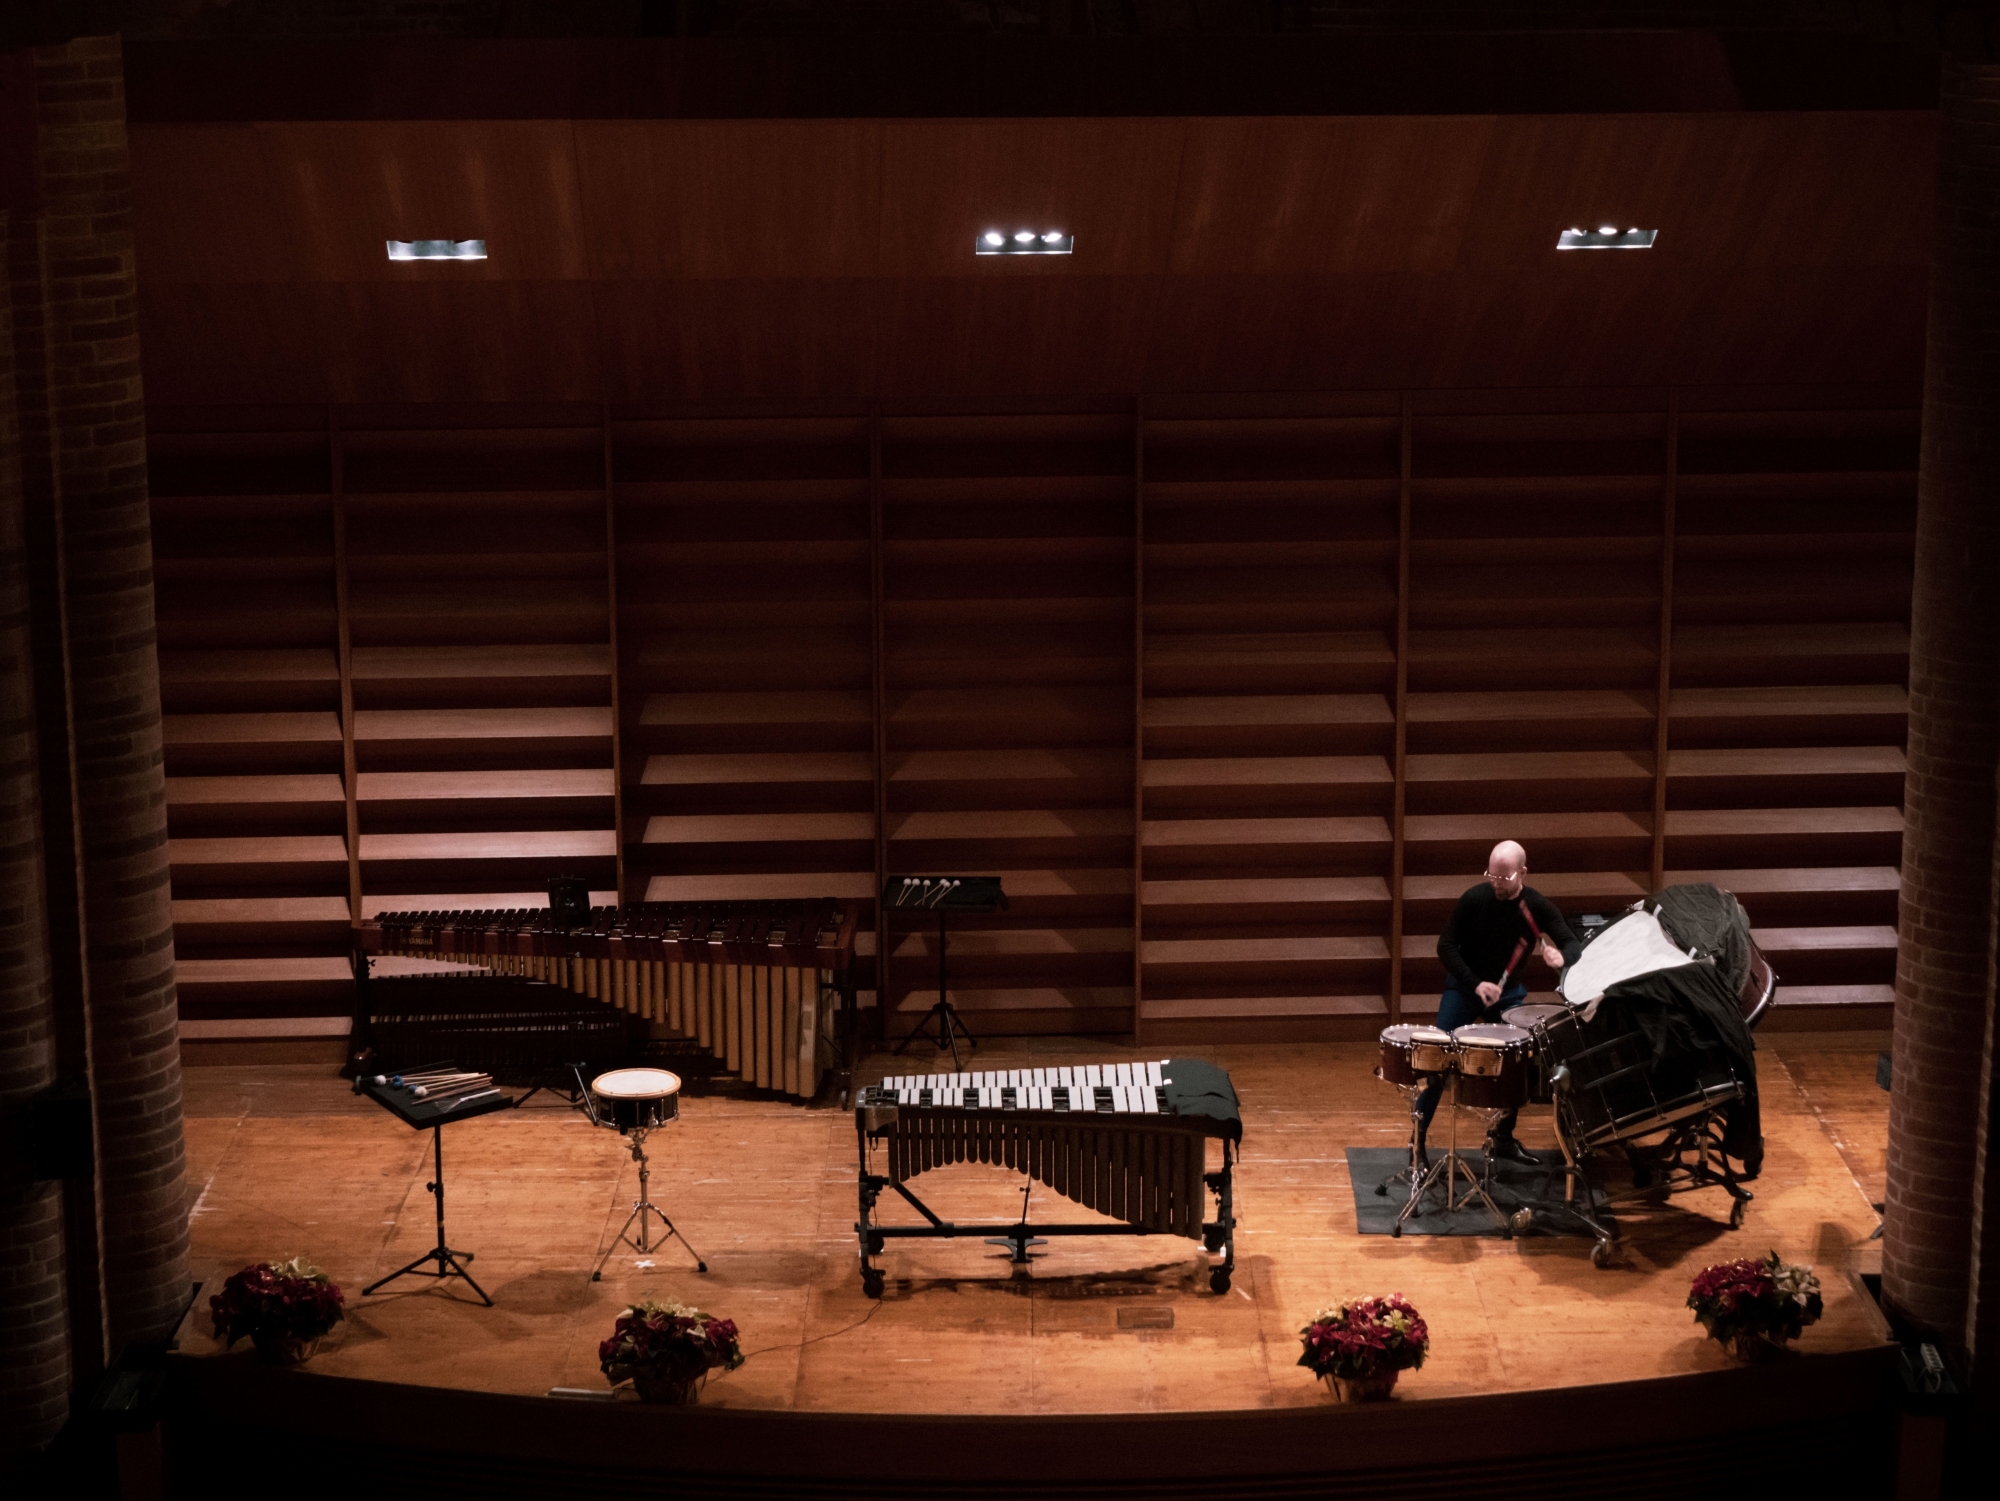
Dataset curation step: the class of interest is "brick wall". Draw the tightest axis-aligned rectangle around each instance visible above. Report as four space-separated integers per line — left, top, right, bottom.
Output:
1884 57 2000 1366
0 208 69 1465
28 34 188 1356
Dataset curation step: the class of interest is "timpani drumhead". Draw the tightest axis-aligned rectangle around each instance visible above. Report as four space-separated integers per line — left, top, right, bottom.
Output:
590 1067 682 1132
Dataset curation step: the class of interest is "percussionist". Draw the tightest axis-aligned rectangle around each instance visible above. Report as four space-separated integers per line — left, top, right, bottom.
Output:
1416 840 1581 1165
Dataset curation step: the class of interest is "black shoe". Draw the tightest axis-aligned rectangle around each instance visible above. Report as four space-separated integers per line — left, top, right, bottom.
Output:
1487 1135 1538 1167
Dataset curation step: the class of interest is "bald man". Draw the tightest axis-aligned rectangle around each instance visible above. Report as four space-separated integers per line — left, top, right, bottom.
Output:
1415 841 1580 1166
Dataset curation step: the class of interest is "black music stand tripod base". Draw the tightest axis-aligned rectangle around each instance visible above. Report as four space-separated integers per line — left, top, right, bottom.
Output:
894 908 978 1068
591 1128 709 1282
364 1124 492 1306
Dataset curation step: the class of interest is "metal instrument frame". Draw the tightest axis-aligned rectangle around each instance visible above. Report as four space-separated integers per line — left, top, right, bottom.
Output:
853 1105 1237 1297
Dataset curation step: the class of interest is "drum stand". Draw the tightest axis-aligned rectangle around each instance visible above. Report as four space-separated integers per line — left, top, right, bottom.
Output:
591 1126 709 1282
1391 1072 1511 1238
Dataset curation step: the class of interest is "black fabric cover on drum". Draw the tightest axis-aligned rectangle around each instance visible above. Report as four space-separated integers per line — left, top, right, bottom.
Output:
1649 882 1754 996
1574 962 1762 1175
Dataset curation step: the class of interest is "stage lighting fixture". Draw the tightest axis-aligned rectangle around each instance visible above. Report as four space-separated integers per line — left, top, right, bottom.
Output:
1557 227 1657 250
386 239 488 261
976 229 1074 256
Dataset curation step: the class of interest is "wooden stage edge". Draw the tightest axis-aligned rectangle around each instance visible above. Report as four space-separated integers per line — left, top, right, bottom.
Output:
169 1342 1899 1498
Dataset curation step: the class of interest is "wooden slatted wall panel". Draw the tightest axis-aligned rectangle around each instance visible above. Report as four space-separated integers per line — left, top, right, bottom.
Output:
1397 395 1670 1017
879 410 1136 1037
1666 394 1915 1027
340 411 617 951
148 388 1915 1048
150 411 352 1030
1137 396 1402 1043
612 414 879 1002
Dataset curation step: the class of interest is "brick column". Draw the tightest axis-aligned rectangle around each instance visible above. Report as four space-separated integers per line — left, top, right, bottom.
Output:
32 35 187 1355
0 208 69 1465
1884 57 2000 1371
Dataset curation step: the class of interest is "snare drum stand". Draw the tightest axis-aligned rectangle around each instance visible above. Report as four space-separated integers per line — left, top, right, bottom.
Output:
591 1126 709 1282
1392 1073 1511 1238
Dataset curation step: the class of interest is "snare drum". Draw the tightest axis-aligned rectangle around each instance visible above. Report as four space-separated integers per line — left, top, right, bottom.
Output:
1450 1024 1533 1110
1377 1025 1456 1087
590 1067 683 1133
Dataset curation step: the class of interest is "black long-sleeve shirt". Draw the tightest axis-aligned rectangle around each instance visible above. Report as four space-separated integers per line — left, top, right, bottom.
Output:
1436 884 1581 992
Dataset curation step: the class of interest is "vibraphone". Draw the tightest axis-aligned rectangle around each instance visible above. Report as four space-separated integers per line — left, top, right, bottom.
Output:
356 900 862 1102
854 1059 1241 1296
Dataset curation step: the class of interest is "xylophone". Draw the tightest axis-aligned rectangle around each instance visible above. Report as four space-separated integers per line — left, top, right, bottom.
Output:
854 1059 1242 1296
356 899 863 1102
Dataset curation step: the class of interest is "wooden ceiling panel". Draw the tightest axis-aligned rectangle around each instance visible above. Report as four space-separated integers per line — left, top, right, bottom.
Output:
877 277 1157 399
130 112 1934 404
1167 117 1493 275
1457 113 1934 273
129 126 293 285
574 121 883 280
254 122 590 283
138 284 329 405
594 280 879 404
303 283 603 404
876 119 1185 277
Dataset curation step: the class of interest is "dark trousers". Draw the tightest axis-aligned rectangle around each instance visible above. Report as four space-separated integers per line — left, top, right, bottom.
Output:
1416 982 1528 1139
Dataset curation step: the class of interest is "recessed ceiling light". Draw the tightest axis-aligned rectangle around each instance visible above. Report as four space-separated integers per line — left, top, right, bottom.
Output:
387 239 487 261
976 230 1074 257
1557 227 1658 251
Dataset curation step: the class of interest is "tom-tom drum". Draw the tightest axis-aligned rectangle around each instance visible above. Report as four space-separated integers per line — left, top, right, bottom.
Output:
590 1067 682 1133
1450 1024 1533 1111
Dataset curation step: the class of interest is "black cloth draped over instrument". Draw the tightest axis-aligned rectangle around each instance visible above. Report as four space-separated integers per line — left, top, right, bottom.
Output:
1436 884 1581 994
1582 961 1763 1177
1649 882 1755 997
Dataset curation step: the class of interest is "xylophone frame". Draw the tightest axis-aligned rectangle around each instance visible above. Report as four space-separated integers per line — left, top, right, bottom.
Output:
852 1110 1236 1298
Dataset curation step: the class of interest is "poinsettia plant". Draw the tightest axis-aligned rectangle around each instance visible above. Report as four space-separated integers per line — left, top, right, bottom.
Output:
1687 1251 1823 1348
599 1298 745 1389
1297 1294 1430 1382
209 1258 345 1349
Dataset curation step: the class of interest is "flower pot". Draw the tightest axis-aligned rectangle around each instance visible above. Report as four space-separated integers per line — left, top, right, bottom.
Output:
1323 1370 1399 1402
632 1372 702 1405
251 1331 322 1367
1727 1332 1789 1364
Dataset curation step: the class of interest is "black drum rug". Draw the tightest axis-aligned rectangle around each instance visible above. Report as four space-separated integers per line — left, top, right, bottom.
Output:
1343 1147 1599 1238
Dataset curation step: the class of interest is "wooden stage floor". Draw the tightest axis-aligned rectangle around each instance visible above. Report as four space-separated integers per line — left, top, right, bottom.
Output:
176 1033 1893 1414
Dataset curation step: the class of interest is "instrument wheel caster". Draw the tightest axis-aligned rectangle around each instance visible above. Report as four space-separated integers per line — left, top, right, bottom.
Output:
1589 1240 1615 1269
1209 1268 1232 1295
1509 1208 1536 1235
861 1269 885 1299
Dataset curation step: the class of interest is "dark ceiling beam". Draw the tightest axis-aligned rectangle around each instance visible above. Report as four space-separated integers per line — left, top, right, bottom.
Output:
117 30 1939 123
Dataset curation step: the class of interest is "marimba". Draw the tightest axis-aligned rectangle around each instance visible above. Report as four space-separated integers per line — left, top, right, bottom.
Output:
356 900 862 1102
854 1059 1242 1296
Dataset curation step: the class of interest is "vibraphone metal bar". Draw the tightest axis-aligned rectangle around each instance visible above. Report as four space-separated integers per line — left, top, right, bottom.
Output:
355 900 864 1103
854 1059 1241 1297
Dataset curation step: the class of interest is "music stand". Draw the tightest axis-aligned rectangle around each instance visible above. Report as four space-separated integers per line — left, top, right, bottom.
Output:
885 876 1005 1070
357 1065 519 1305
